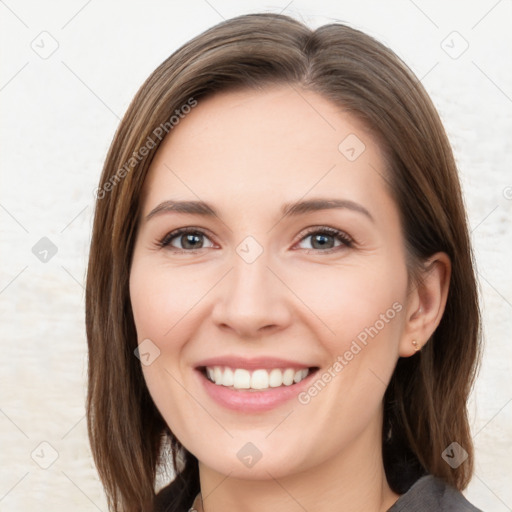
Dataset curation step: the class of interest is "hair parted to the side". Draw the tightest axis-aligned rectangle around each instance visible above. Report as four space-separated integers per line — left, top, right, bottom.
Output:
85 12 481 512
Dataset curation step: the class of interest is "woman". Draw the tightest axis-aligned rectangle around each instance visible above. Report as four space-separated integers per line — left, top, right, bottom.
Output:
86 12 483 512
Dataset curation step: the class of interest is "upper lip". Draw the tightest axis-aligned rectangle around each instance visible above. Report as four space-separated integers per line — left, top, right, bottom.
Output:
195 356 317 371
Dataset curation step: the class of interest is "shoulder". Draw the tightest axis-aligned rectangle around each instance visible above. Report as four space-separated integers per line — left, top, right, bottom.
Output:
387 475 483 511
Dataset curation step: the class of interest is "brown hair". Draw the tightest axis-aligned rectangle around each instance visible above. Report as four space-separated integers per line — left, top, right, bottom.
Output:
85 12 481 512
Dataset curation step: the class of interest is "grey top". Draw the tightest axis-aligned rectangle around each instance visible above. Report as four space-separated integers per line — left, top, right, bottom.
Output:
387 475 482 511
182 474 483 512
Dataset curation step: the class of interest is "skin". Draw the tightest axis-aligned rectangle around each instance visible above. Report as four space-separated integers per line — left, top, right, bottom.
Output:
129 85 451 512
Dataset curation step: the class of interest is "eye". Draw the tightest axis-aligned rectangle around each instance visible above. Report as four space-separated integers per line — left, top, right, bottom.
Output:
295 226 353 253
157 226 353 254
158 228 215 252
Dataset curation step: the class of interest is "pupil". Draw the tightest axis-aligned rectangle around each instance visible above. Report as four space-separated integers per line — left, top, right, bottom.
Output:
313 234 332 249
179 233 334 250
183 233 201 249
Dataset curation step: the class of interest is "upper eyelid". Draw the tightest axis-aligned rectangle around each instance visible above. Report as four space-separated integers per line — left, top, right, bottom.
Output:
160 227 217 247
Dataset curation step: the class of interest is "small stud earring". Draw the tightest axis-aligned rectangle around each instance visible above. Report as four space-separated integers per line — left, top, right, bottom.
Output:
412 339 420 352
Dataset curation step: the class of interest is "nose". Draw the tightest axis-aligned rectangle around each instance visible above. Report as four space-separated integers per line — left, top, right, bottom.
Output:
210 247 292 340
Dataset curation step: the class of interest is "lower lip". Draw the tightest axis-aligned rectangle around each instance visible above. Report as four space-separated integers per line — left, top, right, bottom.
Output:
196 369 317 413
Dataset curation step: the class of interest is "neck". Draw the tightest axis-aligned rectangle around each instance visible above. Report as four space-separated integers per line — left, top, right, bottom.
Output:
195 418 400 512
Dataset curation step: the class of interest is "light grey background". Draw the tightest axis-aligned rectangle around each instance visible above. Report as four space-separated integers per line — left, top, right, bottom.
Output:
1 0 511 510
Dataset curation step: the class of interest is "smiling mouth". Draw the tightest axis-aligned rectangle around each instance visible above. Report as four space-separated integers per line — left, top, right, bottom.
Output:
199 366 320 391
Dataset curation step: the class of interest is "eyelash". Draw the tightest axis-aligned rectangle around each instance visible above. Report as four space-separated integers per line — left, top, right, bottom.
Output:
157 226 354 254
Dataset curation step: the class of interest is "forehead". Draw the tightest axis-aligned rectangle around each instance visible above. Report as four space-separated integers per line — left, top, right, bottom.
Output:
142 85 392 216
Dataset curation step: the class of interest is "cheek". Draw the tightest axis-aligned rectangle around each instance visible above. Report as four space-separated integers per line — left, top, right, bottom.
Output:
129 256 205 343
283 259 407 355
287 263 407 449
129 257 203 438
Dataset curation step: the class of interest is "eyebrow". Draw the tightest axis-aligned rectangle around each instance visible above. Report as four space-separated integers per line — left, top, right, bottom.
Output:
145 198 374 223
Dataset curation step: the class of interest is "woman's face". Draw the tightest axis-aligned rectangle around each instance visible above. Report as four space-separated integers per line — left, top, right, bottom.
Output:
129 86 412 480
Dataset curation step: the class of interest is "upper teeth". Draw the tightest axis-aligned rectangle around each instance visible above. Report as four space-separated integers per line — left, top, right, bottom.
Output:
206 366 310 390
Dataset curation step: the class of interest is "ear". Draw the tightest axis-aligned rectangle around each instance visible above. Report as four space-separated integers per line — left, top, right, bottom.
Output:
399 252 451 357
